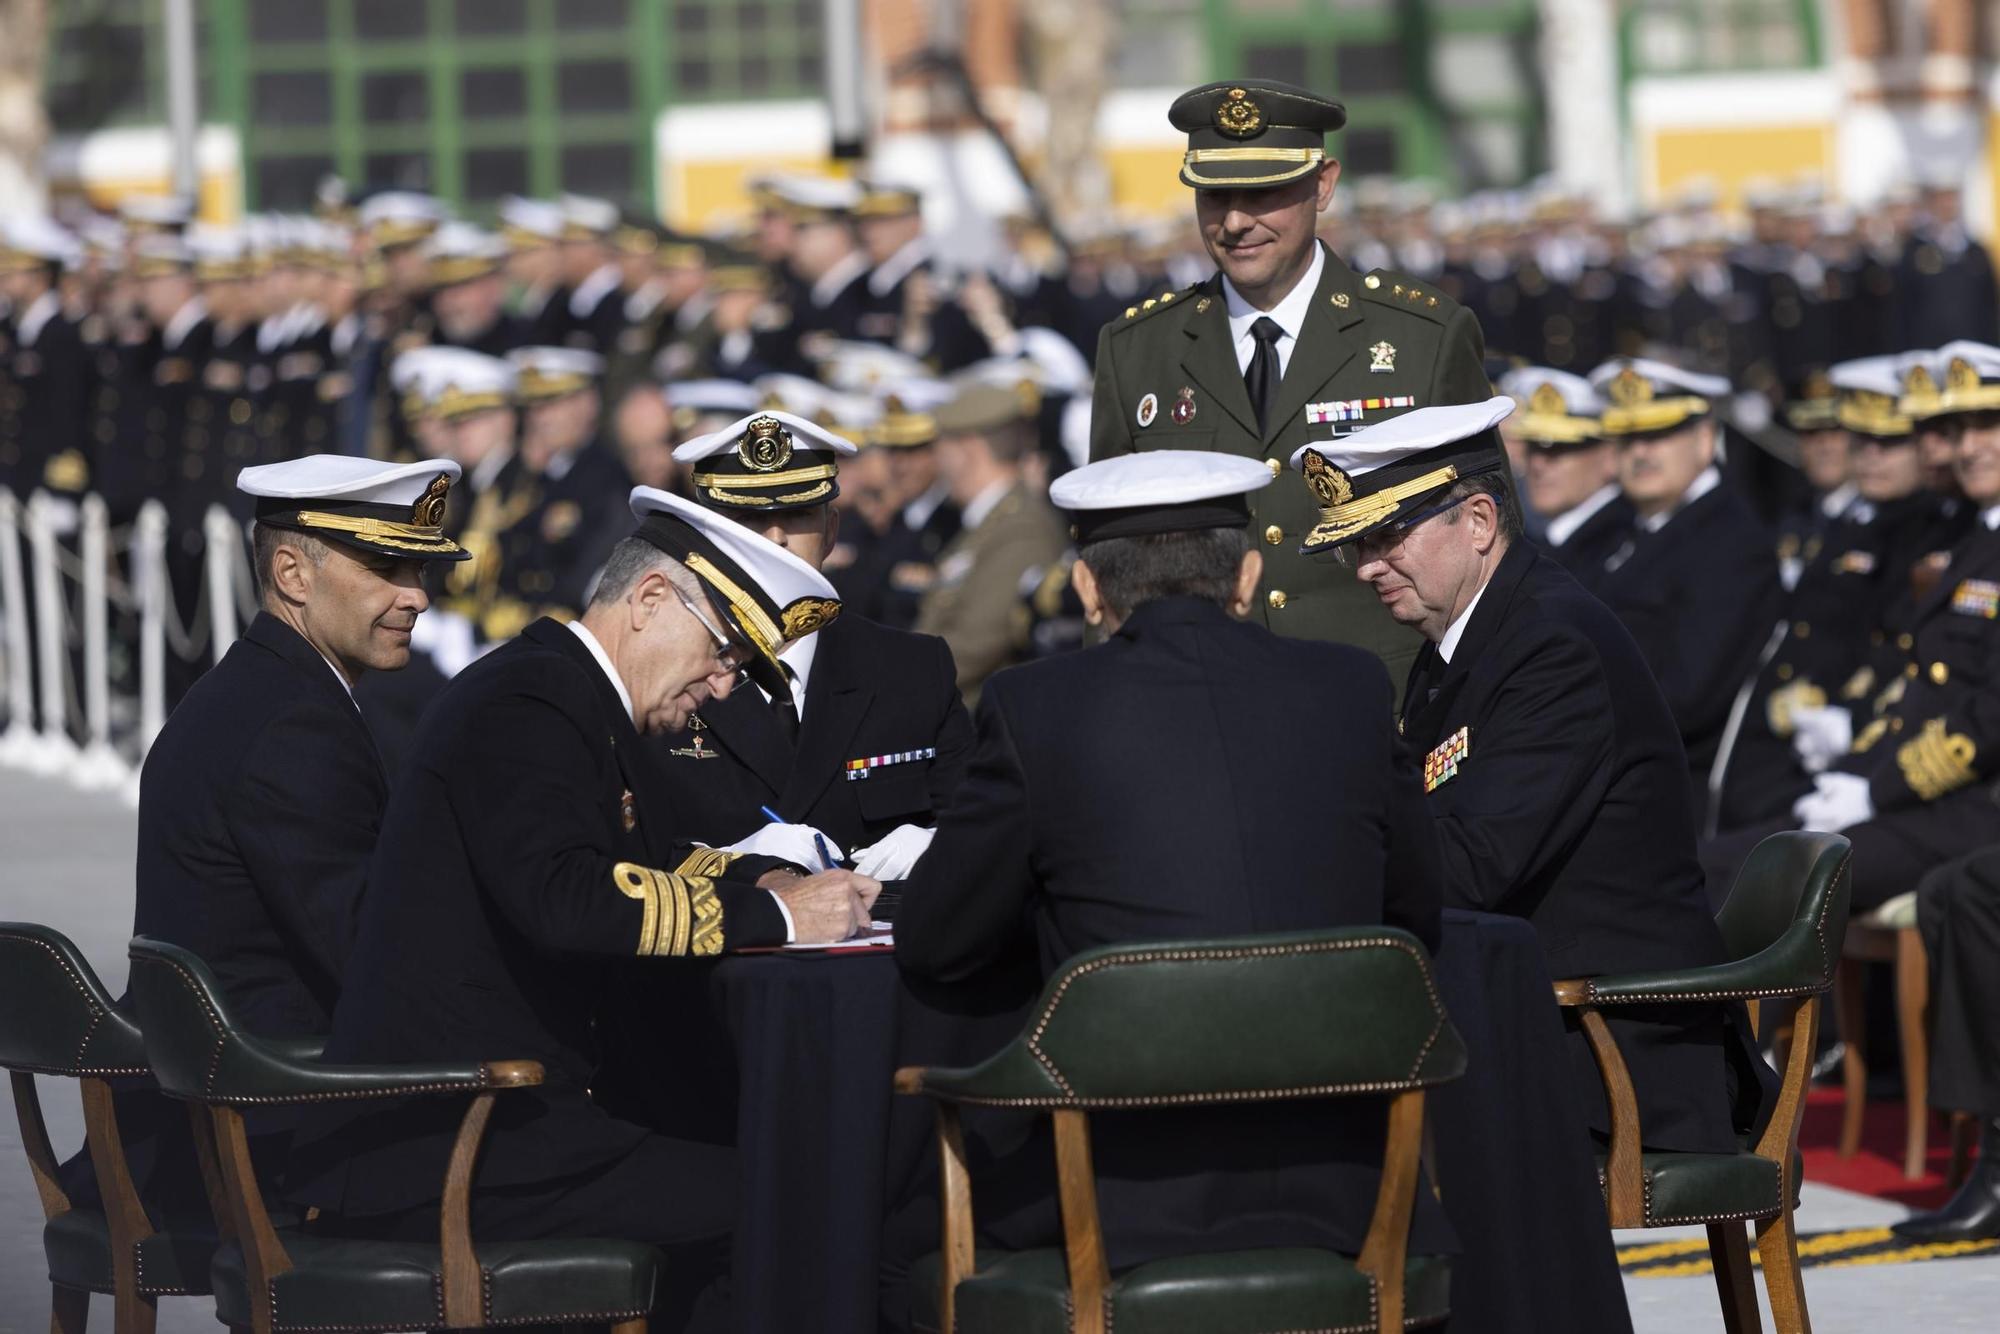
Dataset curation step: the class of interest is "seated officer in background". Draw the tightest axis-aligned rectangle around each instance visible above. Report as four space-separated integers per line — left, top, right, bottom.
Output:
1590 358 1781 808
1702 343 2000 913
893 451 1444 1289
69 457 469 1220
1504 367 1628 593
1296 398 1765 1156
1712 354 1968 833
649 409 973 879
1773 369 1856 590
288 488 880 1326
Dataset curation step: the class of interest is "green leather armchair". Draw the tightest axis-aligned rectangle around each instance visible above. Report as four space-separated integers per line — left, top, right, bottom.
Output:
894 927 1468 1334
1553 830 1852 1334
0 921 216 1334
126 936 660 1334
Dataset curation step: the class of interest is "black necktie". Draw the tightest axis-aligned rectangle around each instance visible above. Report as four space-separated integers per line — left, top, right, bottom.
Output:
1403 650 1443 726
1245 316 1285 437
770 669 801 747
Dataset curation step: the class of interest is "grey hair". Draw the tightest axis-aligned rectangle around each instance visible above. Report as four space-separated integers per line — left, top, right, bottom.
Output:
1077 527 1250 620
588 537 700 609
252 522 329 599
1439 473 1524 544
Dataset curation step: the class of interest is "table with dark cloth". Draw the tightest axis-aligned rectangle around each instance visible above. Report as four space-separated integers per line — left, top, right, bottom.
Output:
708 909 1631 1334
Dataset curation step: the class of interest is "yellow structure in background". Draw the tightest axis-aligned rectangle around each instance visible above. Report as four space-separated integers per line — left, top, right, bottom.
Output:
1648 124 1834 212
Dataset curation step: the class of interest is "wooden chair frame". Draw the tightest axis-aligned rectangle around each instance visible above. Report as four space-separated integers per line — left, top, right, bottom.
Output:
1835 922 1974 1185
175 1059 650 1334
1554 981 1820 1334
894 1067 1431 1334
9 1068 174 1334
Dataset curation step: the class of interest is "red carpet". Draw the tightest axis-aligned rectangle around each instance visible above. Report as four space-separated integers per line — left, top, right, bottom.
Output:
1797 1086 1973 1210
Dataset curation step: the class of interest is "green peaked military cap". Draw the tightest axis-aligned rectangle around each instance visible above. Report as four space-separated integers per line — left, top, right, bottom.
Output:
1169 79 1346 190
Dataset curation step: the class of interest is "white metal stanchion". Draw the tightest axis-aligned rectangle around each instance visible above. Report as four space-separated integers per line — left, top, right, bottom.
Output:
0 491 39 766
71 495 130 790
25 491 78 774
123 502 169 807
203 504 241 663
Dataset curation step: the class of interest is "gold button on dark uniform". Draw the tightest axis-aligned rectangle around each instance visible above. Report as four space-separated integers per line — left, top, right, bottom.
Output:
1264 525 1283 546
1265 458 1281 477
1898 633 1914 651
1268 589 1288 610
1793 621 1810 639
1931 661 1950 685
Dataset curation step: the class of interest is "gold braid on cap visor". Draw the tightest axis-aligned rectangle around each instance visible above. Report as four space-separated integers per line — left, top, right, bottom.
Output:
292 511 465 554
1836 393 1913 438
1303 463 1462 549
1515 412 1602 445
691 462 837 508
1597 396 1711 436
681 552 784 665
1181 147 1325 188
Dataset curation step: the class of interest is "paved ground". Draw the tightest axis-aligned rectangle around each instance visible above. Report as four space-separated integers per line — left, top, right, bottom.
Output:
1 764 1996 1331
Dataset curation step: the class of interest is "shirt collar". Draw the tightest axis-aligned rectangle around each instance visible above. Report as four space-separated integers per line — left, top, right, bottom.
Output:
1544 483 1621 548
867 236 932 298
1437 577 1490 664
569 262 624 317
1983 503 2000 532
960 479 1012 532
767 632 820 718
1638 464 1721 533
810 250 870 309
312 648 357 703
1819 481 1859 520
470 446 514 493
903 479 951 530
1222 241 1324 347
568 620 634 723
163 297 206 350
16 290 59 346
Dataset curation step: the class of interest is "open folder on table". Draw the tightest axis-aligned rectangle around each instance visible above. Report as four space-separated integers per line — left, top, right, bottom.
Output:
779 922 895 953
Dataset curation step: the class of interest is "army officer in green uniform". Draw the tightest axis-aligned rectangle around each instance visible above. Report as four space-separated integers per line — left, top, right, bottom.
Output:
1089 79 1491 687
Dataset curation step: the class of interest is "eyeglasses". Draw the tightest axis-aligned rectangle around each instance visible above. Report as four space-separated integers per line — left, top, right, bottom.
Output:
1333 494 1471 568
672 584 755 680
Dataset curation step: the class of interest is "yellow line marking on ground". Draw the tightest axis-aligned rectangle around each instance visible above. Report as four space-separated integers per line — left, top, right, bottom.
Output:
1620 1226 2000 1278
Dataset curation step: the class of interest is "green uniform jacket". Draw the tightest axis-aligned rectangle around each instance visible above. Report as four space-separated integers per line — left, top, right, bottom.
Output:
1089 243 1490 690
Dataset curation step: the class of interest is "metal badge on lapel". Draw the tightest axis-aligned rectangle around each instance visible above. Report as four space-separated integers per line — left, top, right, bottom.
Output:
1136 392 1159 428
845 747 939 781
668 713 720 759
1171 386 1197 425
1369 341 1397 374
1423 727 1470 793
619 788 637 832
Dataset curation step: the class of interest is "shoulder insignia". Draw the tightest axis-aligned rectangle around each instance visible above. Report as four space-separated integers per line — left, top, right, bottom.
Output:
1358 271 1457 324
1116 282 1214 330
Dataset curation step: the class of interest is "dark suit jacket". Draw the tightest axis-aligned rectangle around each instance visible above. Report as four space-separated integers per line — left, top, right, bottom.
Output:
135 612 384 1039
1539 491 1633 597
1595 479 1782 800
897 596 1445 1267
1401 542 1753 1153
286 618 787 1216
645 612 974 856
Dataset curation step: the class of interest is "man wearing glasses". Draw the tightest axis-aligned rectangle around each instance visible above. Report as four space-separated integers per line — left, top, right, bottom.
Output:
287 486 878 1328
1292 397 1770 1159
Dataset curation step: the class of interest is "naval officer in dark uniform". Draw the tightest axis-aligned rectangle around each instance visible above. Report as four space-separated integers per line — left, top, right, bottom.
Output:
1505 367 1630 594
1295 398 1767 1156
648 408 974 877
1089 79 1491 694
63 455 473 1223
286 487 881 1324
892 448 1446 1296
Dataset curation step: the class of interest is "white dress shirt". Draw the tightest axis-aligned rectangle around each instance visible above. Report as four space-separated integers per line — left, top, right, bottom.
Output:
1638 465 1721 534
1437 580 1490 665
1544 484 1621 549
1222 242 1325 378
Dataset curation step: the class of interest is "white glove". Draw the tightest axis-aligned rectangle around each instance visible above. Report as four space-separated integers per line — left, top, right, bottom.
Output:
850 824 937 880
1791 706 1854 774
1793 772 1874 834
723 823 845 870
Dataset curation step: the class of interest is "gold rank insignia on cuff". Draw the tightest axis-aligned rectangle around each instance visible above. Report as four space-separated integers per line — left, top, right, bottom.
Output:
1765 679 1826 738
674 848 742 878
1897 718 1977 801
615 862 725 957
1424 727 1470 792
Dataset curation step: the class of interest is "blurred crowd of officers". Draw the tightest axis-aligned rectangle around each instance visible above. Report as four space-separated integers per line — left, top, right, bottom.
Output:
0 172 1997 739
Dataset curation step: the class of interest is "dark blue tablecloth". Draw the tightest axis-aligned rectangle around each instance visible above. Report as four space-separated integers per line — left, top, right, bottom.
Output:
712 910 1631 1334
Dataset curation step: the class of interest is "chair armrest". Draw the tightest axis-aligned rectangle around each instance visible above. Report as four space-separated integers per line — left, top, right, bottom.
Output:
1553 951 1833 1008
259 1036 329 1063
201 1044 544 1106
893 1042 1070 1106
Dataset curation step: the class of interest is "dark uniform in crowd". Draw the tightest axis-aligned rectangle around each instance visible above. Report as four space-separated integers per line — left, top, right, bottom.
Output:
1589 359 1782 808
1091 79 1489 694
1897 845 2000 1243
1295 398 1766 1155
62 456 470 1222
648 409 974 860
285 490 869 1325
0 221 92 504
855 391 962 629
1508 369 1631 593
895 449 1447 1286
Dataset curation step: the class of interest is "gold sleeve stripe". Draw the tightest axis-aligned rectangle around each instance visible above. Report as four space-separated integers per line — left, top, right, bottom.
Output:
614 862 726 956
1897 718 1977 801
674 848 742 879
